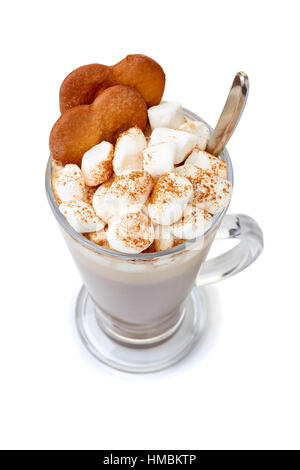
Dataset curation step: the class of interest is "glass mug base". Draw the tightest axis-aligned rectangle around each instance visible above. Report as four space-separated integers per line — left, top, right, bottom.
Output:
75 285 207 373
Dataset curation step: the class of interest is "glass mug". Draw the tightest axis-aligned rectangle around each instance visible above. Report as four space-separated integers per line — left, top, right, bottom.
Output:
45 108 263 373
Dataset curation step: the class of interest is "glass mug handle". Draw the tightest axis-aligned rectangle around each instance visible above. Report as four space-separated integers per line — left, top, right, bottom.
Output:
196 214 263 286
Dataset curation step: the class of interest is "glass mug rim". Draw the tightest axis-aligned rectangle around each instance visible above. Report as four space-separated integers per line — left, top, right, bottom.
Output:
45 107 234 261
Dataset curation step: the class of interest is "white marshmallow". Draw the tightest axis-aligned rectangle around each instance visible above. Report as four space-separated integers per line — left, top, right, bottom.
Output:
148 102 184 129
81 141 113 186
148 172 193 225
191 174 232 214
178 121 210 149
175 164 232 214
148 202 183 227
171 205 212 240
113 127 147 175
149 128 198 164
175 163 205 185
53 164 84 202
143 142 176 179
93 170 153 222
107 213 155 254
185 149 227 178
154 225 174 251
59 200 105 233
91 181 114 223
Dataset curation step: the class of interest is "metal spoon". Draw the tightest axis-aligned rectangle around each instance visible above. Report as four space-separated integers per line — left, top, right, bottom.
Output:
207 72 249 157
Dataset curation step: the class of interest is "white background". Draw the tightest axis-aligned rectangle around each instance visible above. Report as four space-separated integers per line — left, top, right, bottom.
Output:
1 0 299 450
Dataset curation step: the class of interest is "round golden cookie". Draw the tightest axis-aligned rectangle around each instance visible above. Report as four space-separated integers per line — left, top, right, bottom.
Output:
59 54 165 113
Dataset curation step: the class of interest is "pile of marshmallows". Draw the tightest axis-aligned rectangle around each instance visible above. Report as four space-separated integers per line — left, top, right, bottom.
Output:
53 102 232 254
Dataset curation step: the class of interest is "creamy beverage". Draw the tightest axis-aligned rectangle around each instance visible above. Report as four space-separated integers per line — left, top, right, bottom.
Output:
59 218 219 343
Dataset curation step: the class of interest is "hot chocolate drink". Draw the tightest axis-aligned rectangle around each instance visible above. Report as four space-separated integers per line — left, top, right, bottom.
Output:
48 56 232 345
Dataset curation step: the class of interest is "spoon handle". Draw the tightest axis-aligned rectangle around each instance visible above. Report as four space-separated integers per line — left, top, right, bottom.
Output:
207 72 249 157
